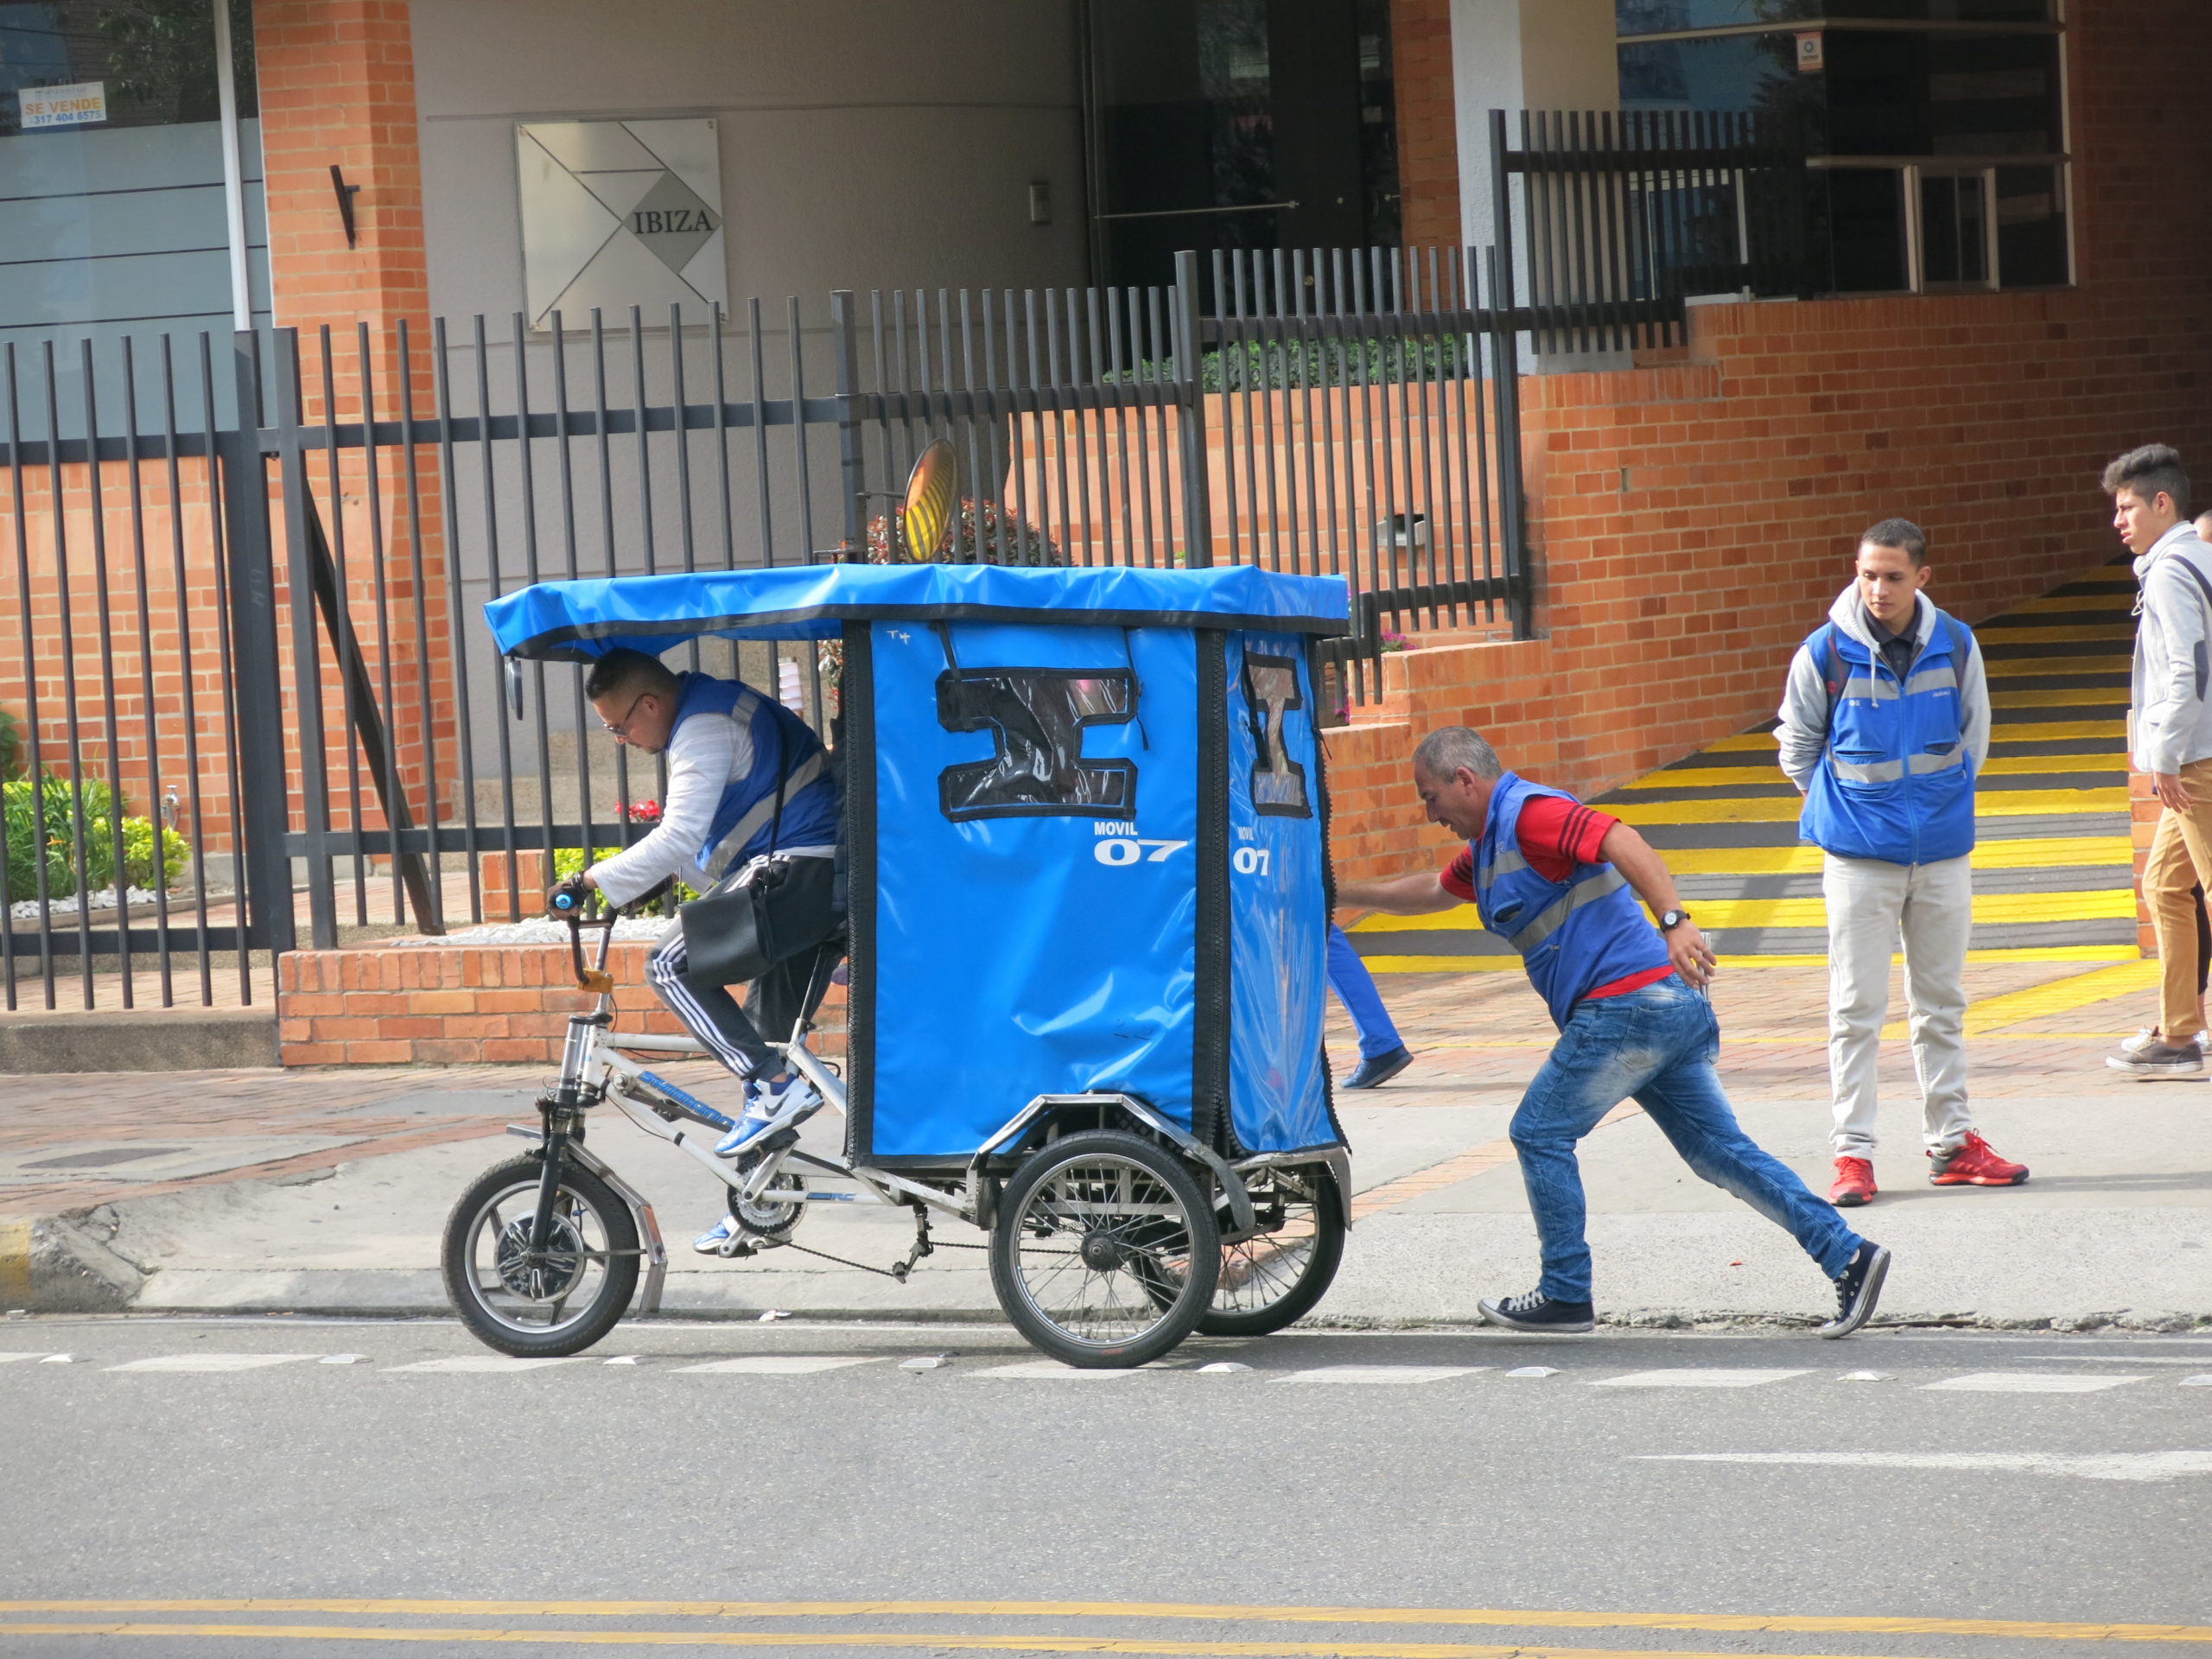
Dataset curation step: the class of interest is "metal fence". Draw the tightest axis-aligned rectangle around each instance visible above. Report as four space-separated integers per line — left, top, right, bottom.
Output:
3 105 1800 1008
1496 106 1811 359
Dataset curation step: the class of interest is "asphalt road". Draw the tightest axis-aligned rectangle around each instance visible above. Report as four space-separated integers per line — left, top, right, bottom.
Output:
3 1315 2209 1658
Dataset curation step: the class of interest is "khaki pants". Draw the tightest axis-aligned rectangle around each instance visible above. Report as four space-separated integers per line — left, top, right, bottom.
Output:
1823 852 1974 1157
2144 756 2212 1040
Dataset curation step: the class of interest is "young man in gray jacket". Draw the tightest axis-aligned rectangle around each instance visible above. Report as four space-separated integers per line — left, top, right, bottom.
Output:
2107 445 2212 1077
1776 518 2026 1206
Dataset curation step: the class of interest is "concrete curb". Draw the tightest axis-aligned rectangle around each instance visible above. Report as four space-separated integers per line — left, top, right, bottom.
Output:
0 1212 149 1313
111 1263 2212 1332
0 1007 278 1072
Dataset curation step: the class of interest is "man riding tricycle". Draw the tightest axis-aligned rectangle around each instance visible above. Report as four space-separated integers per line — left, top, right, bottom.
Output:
442 466 1355 1368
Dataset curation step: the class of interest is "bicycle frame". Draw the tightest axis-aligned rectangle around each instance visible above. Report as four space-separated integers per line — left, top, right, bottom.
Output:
516 897 1313 1313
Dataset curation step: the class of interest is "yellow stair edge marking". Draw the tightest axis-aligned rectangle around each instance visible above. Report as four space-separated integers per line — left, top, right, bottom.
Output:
1360 946 2139 973
1624 753 2123 790
1351 890 2133 933
1651 836 2129 875
1993 686 2129 709
1982 655 2130 678
1698 720 2126 750
1968 622 2134 643
1608 788 2126 824
2004 591 2138 613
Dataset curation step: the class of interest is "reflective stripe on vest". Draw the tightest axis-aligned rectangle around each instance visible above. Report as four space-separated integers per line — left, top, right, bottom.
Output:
706 748 827 870
1505 864 1629 955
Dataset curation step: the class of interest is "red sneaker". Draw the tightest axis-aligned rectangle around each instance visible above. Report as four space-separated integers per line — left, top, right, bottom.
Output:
1929 1131 2029 1187
1828 1156 1876 1207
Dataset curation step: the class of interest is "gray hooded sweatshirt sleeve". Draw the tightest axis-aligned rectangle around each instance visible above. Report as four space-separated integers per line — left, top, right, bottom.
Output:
1775 588 1990 794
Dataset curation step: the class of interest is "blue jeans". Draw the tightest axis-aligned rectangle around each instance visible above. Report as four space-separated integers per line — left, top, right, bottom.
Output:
1326 924 1403 1060
1510 973 1863 1303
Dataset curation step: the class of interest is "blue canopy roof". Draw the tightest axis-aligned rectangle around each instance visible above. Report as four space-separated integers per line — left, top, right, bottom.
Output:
486 563 1351 661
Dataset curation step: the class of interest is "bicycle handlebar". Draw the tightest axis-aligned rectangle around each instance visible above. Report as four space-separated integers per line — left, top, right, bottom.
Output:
557 877 677 993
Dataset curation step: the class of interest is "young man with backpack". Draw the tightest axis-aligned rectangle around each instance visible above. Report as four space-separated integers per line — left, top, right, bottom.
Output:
1776 518 2027 1207
2106 447 2212 1077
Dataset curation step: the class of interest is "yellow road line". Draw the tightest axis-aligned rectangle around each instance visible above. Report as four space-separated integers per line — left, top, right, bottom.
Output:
1993 686 2129 708
1607 788 2126 823
0 1626 2158 1657
4 1601 2210 1646
1624 754 2123 790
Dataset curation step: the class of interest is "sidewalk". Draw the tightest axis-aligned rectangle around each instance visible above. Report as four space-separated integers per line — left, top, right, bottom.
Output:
3 953 2205 1328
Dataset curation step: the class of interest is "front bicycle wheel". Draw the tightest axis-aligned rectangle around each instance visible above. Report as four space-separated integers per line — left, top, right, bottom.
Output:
989 1129 1219 1370
442 1154 639 1357
1198 1164 1345 1336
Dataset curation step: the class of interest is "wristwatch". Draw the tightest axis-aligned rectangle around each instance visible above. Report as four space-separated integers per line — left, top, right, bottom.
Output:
1659 908 1692 932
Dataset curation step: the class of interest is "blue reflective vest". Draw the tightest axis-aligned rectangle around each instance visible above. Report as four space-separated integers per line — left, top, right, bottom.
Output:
671 672 842 874
1799 612 1975 866
1472 772 1673 1028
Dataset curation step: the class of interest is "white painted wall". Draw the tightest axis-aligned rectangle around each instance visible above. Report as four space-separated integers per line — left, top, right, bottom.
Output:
1448 0 1618 256
1446 0 1619 367
410 0 1088 321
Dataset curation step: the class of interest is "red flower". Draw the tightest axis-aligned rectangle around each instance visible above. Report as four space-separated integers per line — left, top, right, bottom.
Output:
626 799 662 823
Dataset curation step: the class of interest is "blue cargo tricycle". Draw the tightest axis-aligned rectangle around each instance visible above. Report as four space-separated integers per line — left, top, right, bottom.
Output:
443 481 1353 1367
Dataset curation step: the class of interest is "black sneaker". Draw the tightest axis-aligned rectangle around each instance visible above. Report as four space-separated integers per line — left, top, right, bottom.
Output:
1819 1242 1891 1338
1342 1046 1414 1090
1478 1289 1595 1333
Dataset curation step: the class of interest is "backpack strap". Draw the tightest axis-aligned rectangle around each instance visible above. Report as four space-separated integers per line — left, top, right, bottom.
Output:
2163 550 2212 700
1819 621 1848 745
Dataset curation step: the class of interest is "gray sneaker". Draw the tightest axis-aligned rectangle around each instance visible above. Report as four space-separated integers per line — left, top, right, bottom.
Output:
2105 1039 2207 1078
2120 1026 2206 1058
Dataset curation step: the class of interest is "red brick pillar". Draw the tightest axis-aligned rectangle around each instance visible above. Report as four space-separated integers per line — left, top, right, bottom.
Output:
1390 0 1461 253
248 1 454 855
2132 767 2160 957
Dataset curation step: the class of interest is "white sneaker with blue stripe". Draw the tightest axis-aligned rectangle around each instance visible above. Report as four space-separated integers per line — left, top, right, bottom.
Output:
713 1075 823 1158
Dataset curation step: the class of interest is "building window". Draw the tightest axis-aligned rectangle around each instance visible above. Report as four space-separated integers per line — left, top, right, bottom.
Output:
0 0 267 436
1617 1 2069 296
1081 0 1400 291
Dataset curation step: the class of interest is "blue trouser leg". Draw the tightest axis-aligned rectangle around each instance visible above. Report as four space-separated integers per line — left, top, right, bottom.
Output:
1510 995 1669 1303
1632 997 1864 1280
1509 975 1866 1303
1326 923 1403 1060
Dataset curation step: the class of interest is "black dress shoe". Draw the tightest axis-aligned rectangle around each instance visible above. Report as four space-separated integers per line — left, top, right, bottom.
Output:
1341 1046 1413 1090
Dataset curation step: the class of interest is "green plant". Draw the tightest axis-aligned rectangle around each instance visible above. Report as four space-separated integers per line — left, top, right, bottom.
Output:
551 845 693 916
1 777 188 900
0 707 21 782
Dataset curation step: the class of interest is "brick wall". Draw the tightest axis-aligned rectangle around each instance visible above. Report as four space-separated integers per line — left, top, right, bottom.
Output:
279 941 848 1066
1389 0 1460 253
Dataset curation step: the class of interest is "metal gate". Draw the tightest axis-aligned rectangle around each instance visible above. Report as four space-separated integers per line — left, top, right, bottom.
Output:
1 108 1812 1010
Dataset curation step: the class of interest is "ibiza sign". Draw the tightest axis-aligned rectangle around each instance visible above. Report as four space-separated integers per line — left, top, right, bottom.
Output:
517 118 728 331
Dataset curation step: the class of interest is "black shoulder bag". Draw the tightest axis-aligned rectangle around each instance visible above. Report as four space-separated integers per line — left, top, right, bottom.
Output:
677 710 834 988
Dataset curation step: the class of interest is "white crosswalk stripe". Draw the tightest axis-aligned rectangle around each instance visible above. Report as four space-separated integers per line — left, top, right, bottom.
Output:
1274 1365 1487 1385
1590 1369 1812 1389
385 1356 584 1373
967 1360 1179 1378
105 1354 320 1373
671 1356 882 1375
0 1352 53 1363
1919 1371 2148 1393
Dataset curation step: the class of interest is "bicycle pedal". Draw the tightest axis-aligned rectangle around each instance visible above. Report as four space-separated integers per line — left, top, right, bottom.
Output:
755 1127 801 1155
715 1236 759 1259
